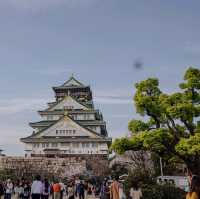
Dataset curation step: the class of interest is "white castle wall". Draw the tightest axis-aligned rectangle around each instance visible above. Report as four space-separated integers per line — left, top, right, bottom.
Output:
25 142 108 155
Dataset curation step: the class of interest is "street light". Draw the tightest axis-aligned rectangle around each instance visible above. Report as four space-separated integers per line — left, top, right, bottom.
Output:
160 157 164 176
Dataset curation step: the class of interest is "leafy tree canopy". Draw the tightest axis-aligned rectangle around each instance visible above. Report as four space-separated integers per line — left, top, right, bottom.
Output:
111 67 200 174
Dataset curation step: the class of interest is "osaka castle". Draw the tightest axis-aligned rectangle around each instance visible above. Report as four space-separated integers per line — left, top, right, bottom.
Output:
21 76 112 158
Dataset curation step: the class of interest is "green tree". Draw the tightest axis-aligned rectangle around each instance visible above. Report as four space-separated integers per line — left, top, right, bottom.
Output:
112 67 200 175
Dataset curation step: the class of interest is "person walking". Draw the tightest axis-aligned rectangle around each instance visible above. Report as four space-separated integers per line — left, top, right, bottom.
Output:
110 176 120 199
184 168 193 193
129 182 142 199
119 184 126 199
0 182 4 199
186 176 200 199
42 179 50 199
18 182 24 199
31 175 43 199
5 179 13 199
53 180 61 199
59 181 65 199
23 182 31 199
74 179 80 199
83 182 88 199
100 180 110 199
14 181 21 199
91 185 95 197
77 181 85 199
67 183 75 199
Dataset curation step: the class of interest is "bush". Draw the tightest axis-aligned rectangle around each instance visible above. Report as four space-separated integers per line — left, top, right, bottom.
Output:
141 184 185 199
123 170 185 199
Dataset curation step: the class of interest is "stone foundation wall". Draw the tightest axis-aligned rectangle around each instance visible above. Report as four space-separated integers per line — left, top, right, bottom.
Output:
0 156 86 178
0 155 109 178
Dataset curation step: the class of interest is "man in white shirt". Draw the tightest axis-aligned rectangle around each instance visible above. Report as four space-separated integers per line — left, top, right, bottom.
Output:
5 179 13 199
31 175 43 199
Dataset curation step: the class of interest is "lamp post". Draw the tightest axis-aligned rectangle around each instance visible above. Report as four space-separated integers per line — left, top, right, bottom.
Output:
160 157 163 176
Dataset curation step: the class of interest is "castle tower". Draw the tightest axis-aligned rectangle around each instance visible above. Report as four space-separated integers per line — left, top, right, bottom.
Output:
21 76 111 158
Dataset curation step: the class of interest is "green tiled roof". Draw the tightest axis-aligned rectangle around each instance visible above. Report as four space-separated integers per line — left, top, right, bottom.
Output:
38 109 99 115
21 137 112 143
30 120 106 127
62 76 85 87
44 95 91 111
29 120 55 127
23 115 105 140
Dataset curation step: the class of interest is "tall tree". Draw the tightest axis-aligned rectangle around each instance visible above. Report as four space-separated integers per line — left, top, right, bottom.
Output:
112 67 200 175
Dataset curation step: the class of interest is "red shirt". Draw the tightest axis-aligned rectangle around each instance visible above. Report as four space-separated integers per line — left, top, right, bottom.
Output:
53 183 61 192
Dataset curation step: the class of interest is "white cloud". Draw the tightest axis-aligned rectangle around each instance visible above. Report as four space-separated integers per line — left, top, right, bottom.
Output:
0 126 27 155
94 97 132 105
95 89 133 98
0 131 23 145
108 114 132 118
2 0 98 12
0 88 132 116
94 89 133 105
108 130 130 139
184 42 200 57
0 98 48 115
33 66 74 76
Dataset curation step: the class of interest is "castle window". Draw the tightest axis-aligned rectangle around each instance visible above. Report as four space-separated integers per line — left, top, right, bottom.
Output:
64 106 74 110
47 115 54 120
82 143 89 148
52 143 58 148
84 114 90 120
72 143 79 148
61 143 70 147
74 115 78 120
92 143 98 148
56 129 76 135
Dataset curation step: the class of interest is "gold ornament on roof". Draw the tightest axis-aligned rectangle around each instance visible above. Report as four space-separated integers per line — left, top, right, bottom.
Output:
64 111 68 116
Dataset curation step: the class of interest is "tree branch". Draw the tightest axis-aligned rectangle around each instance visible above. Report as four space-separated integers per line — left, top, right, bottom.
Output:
146 109 160 128
181 118 194 135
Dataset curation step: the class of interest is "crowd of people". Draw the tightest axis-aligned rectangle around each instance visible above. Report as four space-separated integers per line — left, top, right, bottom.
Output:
0 175 141 199
100 176 142 199
102 172 200 199
1 172 200 199
0 175 97 199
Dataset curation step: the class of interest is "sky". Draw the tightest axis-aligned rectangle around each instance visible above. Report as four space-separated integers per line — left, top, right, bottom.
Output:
0 0 200 155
